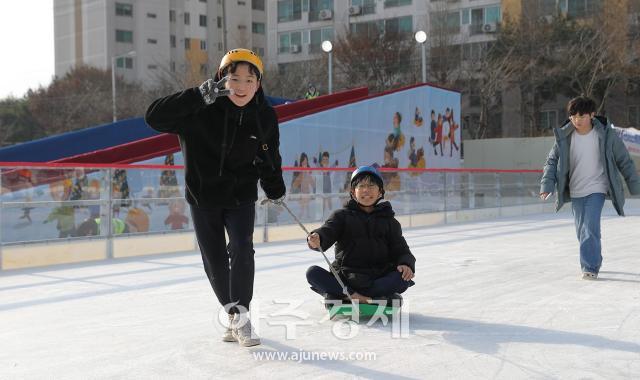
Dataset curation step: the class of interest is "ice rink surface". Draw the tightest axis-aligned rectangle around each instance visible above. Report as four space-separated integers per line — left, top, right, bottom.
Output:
2 209 639 379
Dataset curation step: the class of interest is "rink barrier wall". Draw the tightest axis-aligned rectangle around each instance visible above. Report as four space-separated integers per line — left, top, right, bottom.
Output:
2 163 638 271
4 200 640 271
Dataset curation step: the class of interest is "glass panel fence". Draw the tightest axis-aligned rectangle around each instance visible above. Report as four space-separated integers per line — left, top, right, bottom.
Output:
1 166 544 245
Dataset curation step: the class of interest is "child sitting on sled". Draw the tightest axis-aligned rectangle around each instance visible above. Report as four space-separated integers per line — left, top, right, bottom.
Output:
305 165 416 304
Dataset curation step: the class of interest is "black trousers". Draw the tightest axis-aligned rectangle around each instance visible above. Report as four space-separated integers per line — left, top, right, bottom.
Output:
191 203 256 314
306 265 414 299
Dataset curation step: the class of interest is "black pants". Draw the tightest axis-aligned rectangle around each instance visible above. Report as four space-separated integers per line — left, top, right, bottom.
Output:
306 265 414 298
191 203 256 314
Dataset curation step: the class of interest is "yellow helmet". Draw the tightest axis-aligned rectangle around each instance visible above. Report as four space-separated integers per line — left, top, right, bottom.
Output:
218 48 264 79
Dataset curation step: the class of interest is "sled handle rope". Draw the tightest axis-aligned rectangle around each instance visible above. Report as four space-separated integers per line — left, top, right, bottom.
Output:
263 199 352 300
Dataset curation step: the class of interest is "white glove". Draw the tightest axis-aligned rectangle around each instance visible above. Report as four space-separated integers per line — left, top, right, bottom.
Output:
199 76 233 105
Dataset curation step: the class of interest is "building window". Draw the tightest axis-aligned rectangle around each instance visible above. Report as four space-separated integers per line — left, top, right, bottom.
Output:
278 0 303 23
485 5 501 24
351 0 376 15
252 22 266 34
252 0 265 10
383 0 411 8
218 42 224 50
147 12 157 19
278 30 302 53
567 0 602 18
539 110 558 130
469 86 481 107
200 40 207 50
461 9 470 25
115 3 133 17
349 20 381 38
309 27 333 53
352 16 411 38
185 38 191 49
462 42 492 61
116 57 133 69
217 17 222 28
148 64 158 70
540 0 558 15
469 8 485 34
309 0 334 22
184 12 190 25
431 10 461 33
238 1 246 5
384 16 412 35
169 10 176 22
147 38 157 44
170 61 176 72
115 29 133 43
200 0 207 2
252 46 265 56
238 24 247 30
170 35 176 47
199 15 207 27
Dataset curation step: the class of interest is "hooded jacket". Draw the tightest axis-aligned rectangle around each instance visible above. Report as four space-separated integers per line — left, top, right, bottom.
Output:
311 199 416 288
145 86 286 208
540 116 640 216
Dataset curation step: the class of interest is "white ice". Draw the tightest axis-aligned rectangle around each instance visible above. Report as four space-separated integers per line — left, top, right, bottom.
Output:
1 208 640 379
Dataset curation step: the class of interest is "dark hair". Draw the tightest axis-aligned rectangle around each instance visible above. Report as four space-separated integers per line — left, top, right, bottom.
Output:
431 110 435 115
351 172 383 191
567 96 596 116
75 219 98 237
221 61 261 80
395 112 402 124
322 151 329 159
299 152 309 167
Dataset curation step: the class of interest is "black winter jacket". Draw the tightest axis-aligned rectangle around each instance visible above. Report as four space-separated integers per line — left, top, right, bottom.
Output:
311 199 416 288
145 87 286 208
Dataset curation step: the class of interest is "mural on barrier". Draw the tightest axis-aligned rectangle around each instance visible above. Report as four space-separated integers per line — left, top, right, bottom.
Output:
280 85 461 192
614 126 640 158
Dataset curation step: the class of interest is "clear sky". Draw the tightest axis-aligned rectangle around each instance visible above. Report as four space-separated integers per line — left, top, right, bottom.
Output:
0 0 54 99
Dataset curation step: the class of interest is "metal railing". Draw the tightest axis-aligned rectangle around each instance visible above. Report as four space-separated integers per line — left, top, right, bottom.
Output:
0 163 545 270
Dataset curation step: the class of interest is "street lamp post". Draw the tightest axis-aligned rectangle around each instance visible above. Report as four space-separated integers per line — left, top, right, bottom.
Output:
321 40 333 94
111 51 136 122
415 30 427 83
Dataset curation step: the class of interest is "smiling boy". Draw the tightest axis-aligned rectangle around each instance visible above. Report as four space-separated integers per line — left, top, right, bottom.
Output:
145 49 286 346
306 166 416 304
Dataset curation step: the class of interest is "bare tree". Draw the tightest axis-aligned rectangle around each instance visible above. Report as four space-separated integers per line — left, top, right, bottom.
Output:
556 0 636 113
465 44 519 139
26 66 148 135
427 1 464 86
332 28 418 94
262 58 326 99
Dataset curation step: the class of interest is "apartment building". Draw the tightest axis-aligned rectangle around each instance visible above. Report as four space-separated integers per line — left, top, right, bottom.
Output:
55 0 635 134
54 0 504 83
54 0 267 85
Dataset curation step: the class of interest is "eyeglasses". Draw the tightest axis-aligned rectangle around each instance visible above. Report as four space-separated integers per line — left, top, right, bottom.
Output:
355 183 378 190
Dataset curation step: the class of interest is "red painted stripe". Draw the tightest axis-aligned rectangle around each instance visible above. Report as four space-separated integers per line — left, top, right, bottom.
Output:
1 162 542 173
